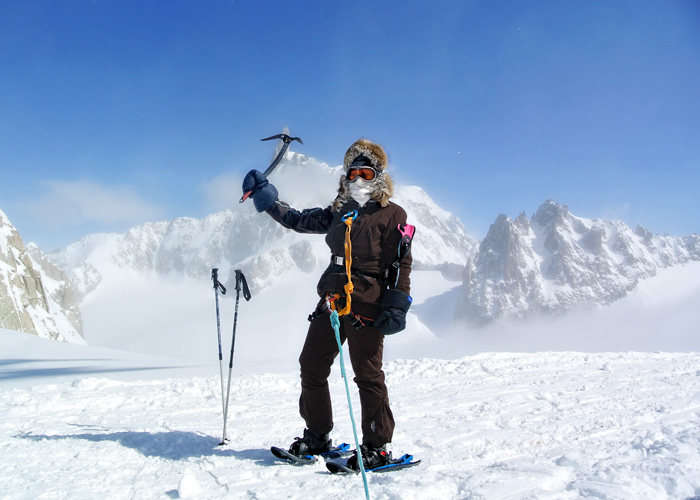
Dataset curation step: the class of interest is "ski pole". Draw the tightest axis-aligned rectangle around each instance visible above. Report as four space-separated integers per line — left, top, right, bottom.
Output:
211 269 228 445
329 309 371 500
222 270 251 444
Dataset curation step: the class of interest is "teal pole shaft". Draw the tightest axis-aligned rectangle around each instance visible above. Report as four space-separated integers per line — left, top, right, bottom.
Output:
330 310 370 500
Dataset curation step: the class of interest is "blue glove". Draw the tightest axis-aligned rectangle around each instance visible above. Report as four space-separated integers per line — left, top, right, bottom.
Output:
373 289 412 335
242 169 278 212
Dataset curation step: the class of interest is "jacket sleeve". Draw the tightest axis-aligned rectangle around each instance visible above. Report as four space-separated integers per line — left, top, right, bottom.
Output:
265 198 334 234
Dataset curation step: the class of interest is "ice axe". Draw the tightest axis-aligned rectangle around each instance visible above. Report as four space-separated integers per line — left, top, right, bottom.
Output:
239 133 303 203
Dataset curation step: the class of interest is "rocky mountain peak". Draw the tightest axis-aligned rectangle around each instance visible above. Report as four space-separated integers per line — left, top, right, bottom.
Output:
457 200 700 325
459 212 542 324
531 199 569 227
0 209 83 342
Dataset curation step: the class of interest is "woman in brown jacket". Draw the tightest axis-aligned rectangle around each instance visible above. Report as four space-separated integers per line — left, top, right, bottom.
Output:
242 138 413 470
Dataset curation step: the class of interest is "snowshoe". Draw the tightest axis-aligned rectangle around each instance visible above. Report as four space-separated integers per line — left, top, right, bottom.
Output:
271 442 352 466
327 450 421 474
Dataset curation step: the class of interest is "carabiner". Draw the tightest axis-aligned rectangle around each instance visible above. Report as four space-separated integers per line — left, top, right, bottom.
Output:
342 210 358 222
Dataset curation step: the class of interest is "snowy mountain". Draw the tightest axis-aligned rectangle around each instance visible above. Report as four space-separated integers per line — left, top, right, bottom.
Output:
0 209 83 342
457 200 700 325
51 152 475 299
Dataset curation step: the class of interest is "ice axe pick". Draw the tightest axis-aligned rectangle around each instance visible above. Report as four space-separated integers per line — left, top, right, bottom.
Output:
239 133 303 203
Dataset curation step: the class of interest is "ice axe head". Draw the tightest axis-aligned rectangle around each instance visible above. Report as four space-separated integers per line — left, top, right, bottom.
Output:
260 133 303 145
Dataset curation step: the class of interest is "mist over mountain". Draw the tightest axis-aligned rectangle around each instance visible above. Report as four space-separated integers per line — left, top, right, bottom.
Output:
457 200 700 325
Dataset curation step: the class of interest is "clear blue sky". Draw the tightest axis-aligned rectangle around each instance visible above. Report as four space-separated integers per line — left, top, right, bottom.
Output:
1 0 699 251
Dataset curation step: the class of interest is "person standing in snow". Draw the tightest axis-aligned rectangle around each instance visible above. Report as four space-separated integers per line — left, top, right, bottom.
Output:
241 138 413 470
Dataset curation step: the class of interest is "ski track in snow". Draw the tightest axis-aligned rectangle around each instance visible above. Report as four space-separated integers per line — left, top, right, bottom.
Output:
3 352 700 500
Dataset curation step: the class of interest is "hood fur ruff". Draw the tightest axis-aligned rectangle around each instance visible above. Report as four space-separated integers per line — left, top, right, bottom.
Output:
332 139 394 211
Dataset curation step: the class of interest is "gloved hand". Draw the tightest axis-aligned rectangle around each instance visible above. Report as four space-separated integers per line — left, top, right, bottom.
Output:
242 169 278 213
373 289 412 335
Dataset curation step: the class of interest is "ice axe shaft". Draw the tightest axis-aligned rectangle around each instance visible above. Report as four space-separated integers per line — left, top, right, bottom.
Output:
239 133 303 203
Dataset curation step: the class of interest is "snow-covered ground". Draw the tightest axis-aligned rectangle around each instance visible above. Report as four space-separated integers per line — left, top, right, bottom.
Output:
2 264 700 499
2 332 700 500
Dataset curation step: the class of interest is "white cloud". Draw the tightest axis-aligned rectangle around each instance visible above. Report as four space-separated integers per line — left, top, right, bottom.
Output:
26 179 165 229
199 173 243 213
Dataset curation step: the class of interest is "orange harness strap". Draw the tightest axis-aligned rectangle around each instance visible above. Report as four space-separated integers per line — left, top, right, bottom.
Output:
336 211 356 316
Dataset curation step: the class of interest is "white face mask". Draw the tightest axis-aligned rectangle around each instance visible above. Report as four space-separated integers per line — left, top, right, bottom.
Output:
348 178 374 206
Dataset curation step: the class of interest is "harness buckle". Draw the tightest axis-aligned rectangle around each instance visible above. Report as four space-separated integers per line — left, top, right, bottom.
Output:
350 312 375 331
325 293 340 312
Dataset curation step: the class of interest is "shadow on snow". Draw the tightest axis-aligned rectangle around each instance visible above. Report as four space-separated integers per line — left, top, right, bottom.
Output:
18 429 273 463
0 358 186 380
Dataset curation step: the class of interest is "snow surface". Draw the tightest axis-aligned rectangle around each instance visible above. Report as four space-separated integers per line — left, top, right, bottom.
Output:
2 330 700 499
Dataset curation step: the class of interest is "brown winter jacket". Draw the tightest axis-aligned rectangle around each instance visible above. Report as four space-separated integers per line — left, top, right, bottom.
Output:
265 198 412 305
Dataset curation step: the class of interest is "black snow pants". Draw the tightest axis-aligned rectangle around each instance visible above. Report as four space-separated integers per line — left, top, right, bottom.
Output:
298 301 395 448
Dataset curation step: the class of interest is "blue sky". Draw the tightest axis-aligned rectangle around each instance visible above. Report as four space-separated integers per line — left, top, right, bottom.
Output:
1 0 699 251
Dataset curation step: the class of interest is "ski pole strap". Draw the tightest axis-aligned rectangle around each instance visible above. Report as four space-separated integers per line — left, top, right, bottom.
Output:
211 268 227 295
234 270 252 301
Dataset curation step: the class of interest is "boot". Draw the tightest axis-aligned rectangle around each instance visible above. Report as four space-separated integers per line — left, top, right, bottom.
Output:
288 428 332 456
346 444 392 471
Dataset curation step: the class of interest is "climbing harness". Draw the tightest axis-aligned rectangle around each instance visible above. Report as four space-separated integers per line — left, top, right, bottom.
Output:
308 295 375 331
308 219 416 331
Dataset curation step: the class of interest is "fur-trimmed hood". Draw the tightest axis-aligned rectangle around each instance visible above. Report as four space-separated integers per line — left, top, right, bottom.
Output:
331 139 394 211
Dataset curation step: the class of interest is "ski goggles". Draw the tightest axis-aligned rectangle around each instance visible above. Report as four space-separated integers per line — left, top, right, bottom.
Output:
346 167 378 182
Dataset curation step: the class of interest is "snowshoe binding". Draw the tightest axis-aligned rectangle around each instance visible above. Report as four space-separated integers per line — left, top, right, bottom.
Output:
326 444 421 474
346 444 392 470
271 428 351 465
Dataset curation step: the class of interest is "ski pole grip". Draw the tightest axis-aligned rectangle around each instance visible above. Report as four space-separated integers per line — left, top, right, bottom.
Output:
211 268 226 294
239 190 252 203
234 269 252 301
